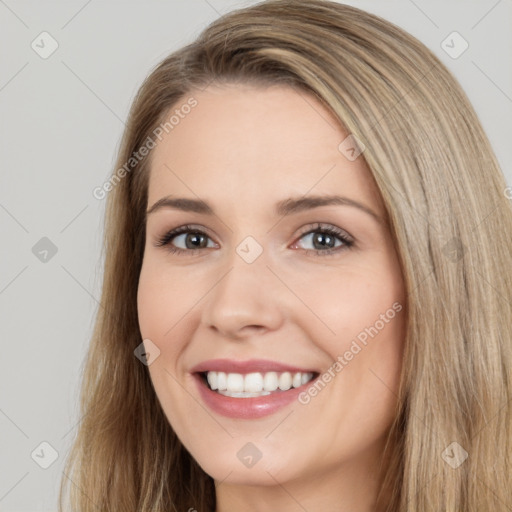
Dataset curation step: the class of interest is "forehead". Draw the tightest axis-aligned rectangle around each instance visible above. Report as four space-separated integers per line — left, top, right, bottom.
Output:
147 84 383 215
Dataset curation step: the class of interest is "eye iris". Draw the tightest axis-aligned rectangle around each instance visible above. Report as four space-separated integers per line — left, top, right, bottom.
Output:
186 233 207 249
313 232 335 250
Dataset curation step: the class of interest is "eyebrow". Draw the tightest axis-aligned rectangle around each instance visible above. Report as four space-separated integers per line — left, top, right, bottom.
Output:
146 194 382 224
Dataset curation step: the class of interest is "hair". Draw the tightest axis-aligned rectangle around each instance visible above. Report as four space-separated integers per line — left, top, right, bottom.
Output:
59 1 512 510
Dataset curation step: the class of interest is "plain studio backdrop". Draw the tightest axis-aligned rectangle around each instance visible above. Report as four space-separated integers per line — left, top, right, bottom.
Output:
0 1 511 510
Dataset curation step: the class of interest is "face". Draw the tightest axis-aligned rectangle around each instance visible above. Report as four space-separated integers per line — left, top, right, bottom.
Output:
137 83 406 493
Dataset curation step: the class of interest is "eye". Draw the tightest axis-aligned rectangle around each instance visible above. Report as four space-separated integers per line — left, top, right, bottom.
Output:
291 223 354 256
155 222 354 256
155 224 217 255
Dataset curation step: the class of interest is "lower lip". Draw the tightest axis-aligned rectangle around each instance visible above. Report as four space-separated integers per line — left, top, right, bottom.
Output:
193 373 315 419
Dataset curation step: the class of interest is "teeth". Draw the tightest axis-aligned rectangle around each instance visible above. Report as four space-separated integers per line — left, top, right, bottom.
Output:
207 371 218 390
292 372 302 388
263 371 279 391
204 370 314 396
226 373 244 392
278 372 292 391
244 372 264 393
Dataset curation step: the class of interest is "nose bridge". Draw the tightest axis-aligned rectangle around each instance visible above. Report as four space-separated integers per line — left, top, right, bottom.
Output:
219 230 273 294
201 242 283 337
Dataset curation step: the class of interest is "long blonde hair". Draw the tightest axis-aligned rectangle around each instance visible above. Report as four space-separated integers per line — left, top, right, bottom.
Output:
59 1 512 510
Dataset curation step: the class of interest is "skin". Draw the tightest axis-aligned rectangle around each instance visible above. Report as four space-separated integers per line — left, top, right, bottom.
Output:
137 83 406 511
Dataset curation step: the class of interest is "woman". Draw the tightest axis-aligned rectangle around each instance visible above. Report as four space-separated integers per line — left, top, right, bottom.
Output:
59 1 512 510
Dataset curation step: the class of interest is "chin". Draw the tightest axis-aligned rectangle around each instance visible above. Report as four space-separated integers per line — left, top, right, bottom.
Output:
190 444 300 486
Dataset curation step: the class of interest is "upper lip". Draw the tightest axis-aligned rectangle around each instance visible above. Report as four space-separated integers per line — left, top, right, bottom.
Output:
190 358 319 375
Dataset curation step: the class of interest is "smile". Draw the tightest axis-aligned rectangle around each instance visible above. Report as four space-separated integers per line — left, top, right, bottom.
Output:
190 359 320 419
203 371 316 397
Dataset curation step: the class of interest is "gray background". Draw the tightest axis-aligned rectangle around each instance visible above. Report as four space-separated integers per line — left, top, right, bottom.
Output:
1 0 510 510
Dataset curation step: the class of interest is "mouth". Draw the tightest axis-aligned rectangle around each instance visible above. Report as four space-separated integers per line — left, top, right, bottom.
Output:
190 358 321 418
198 370 319 398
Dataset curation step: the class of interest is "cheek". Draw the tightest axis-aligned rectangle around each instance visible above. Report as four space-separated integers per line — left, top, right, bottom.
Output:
137 266 194 432
302 263 406 413
137 270 163 340
137 262 199 343
301 265 405 346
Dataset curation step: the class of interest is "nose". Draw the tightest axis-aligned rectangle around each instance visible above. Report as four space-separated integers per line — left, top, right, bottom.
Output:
201 251 285 341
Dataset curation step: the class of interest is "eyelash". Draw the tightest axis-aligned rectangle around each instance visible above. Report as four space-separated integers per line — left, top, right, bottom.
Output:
155 223 355 257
